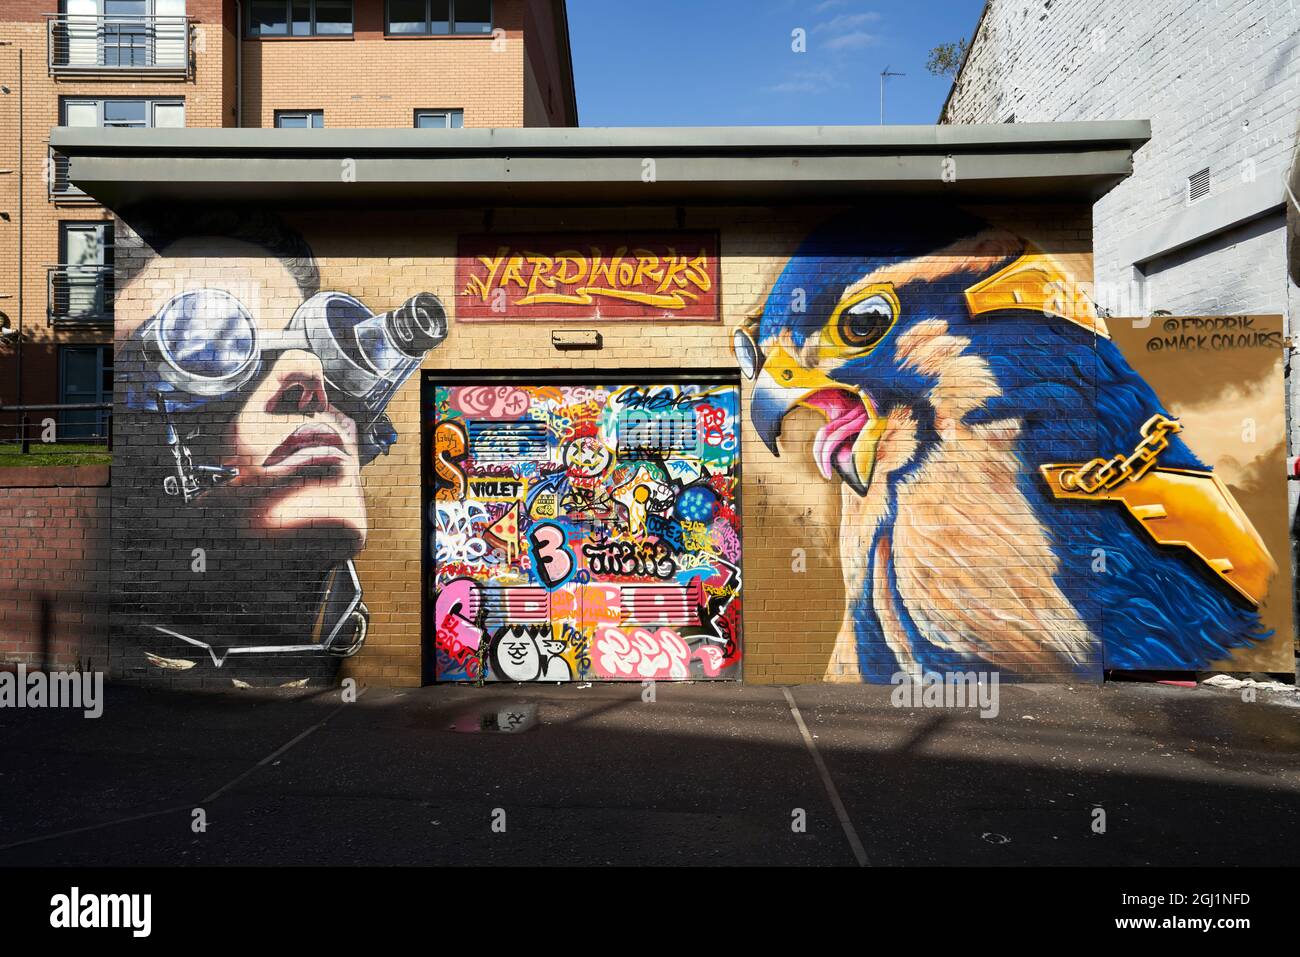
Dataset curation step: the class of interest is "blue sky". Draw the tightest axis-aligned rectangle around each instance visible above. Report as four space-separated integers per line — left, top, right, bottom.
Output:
567 0 986 127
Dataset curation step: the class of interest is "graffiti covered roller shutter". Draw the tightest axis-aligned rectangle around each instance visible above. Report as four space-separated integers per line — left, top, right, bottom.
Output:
429 380 742 682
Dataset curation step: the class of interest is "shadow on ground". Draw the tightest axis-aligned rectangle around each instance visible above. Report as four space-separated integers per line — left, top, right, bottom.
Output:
0 680 1297 865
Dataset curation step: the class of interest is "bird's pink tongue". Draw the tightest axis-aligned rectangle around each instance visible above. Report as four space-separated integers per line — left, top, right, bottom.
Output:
802 389 869 482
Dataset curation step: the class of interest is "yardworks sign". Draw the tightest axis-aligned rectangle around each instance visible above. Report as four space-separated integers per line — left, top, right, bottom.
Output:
456 232 720 321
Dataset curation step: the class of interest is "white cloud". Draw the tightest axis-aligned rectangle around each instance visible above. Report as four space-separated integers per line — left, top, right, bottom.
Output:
823 30 880 50
812 11 881 33
763 68 842 94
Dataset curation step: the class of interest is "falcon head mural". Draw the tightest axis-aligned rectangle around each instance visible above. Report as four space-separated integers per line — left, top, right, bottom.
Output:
738 209 1275 682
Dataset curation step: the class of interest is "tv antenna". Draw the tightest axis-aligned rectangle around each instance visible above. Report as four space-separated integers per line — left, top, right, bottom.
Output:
880 66 905 124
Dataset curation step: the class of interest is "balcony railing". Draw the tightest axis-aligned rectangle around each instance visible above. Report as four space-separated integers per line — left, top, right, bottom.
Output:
48 265 114 327
48 149 94 202
47 15 192 77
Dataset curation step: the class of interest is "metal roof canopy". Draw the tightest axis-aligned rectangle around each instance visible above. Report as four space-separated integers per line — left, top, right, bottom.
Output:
50 121 1150 210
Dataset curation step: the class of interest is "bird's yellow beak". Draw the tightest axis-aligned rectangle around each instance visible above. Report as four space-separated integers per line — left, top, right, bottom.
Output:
750 344 884 495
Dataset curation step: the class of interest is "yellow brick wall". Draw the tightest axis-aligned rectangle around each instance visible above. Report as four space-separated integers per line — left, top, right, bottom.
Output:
104 203 1088 687
124 199 1300 685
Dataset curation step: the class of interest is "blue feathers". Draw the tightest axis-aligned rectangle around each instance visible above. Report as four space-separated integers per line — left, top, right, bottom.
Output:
756 209 1269 681
1026 334 1269 671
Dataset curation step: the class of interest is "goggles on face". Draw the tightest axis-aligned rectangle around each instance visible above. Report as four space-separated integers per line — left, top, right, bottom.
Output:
125 287 448 466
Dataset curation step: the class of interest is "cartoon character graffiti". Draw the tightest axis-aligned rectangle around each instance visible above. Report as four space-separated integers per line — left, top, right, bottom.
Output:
114 207 449 684
559 422 617 520
737 208 1278 682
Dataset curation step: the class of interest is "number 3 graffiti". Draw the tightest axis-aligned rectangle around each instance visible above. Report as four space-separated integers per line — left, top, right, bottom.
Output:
530 522 575 589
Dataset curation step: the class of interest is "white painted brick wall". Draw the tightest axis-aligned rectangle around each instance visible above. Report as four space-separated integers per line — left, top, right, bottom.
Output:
946 0 1300 646
942 0 1300 318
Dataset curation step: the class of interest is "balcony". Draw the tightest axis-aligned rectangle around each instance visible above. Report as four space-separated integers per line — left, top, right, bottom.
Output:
48 266 114 327
47 15 192 77
47 149 93 202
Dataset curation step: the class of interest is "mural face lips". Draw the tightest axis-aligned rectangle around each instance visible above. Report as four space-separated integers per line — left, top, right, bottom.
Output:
262 422 348 471
213 351 367 546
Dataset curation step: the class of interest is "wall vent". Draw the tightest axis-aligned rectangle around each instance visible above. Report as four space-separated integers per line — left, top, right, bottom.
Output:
616 410 698 453
466 420 549 462
1187 167 1211 205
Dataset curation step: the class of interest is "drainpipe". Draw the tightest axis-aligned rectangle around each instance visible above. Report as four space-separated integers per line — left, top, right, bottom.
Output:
0 42 23 407
234 0 242 127
16 44 21 409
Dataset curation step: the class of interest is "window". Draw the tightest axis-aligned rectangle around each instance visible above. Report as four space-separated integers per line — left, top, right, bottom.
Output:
414 109 464 128
386 0 492 35
275 109 324 128
248 0 352 37
313 0 353 33
58 345 113 439
59 0 183 12
60 222 113 267
52 222 115 324
101 1 148 67
61 96 185 129
55 0 188 71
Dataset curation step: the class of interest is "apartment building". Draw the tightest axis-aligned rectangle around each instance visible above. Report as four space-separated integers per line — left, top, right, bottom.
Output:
940 0 1298 322
0 0 576 425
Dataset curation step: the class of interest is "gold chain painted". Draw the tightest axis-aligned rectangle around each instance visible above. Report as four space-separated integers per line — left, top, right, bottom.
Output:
1058 414 1183 494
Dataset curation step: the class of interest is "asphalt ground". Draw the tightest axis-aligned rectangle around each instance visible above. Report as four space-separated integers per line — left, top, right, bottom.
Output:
1 678 1298 866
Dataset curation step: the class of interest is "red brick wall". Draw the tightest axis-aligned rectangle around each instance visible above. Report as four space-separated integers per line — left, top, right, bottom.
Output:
0 2 233 410
0 467 110 670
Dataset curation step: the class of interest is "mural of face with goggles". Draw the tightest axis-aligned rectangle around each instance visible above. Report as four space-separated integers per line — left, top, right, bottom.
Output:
127 284 447 546
114 231 452 676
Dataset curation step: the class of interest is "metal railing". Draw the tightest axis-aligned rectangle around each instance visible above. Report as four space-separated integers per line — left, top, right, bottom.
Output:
47 265 114 326
47 14 192 76
0 403 113 452
47 149 93 201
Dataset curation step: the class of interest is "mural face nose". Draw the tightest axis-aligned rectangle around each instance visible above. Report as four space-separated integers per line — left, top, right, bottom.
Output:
265 351 331 416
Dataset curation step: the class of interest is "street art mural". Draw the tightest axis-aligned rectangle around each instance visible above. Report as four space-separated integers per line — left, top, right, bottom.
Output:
738 209 1293 682
106 206 1291 689
112 209 449 684
428 381 743 682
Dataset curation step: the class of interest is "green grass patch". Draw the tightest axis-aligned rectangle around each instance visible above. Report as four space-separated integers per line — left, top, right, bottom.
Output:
0 442 111 468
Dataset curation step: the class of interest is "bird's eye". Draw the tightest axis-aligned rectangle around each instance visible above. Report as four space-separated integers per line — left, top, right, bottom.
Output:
837 293 896 350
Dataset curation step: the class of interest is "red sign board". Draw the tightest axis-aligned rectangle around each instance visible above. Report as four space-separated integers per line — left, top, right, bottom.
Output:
456 232 720 321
